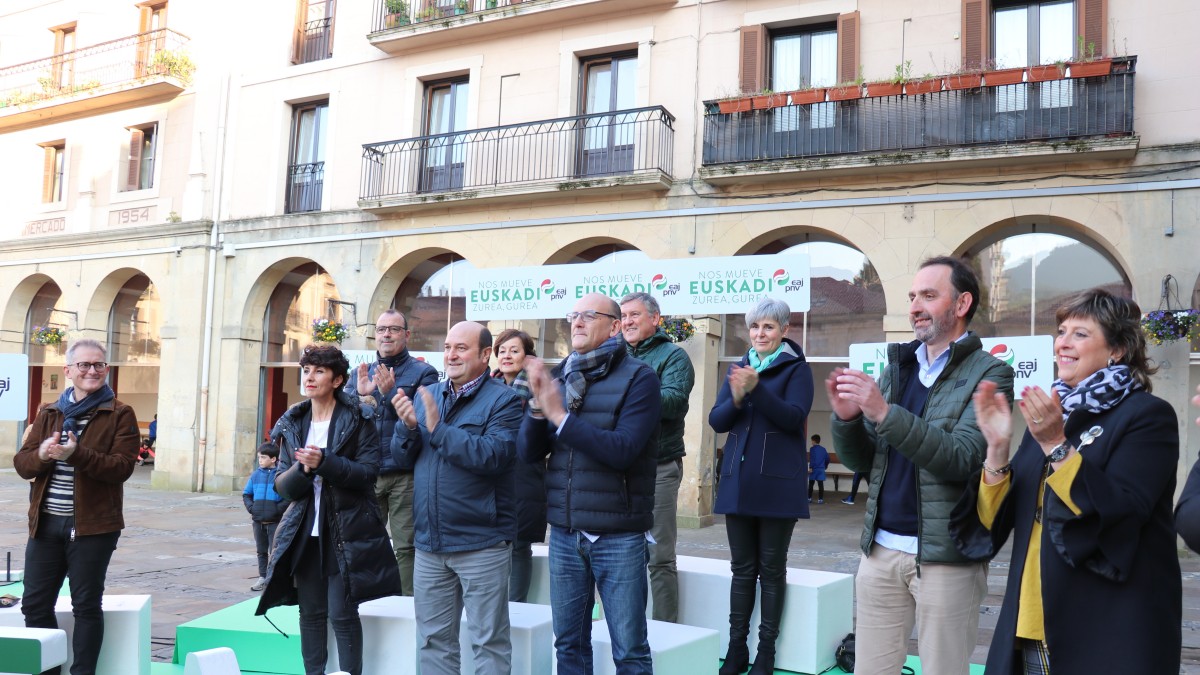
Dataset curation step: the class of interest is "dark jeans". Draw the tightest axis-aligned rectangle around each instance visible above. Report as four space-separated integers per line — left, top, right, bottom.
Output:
22 514 120 675
724 514 796 646
849 472 865 500
509 540 533 603
251 521 279 578
808 479 825 501
294 536 362 675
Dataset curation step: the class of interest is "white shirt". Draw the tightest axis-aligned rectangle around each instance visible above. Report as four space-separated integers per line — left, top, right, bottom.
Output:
306 420 330 537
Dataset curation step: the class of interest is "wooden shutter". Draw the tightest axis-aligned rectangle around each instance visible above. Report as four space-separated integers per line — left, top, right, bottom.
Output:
126 129 145 191
1078 0 1106 57
739 25 765 94
42 146 57 203
961 0 988 70
291 0 307 64
837 11 860 84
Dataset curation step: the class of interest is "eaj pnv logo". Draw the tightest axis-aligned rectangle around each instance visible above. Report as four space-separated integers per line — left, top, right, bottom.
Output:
652 274 668 291
989 343 1016 366
540 279 554 295
773 269 789 286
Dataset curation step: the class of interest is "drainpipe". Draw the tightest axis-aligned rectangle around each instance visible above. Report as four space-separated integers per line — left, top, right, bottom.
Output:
196 73 232 492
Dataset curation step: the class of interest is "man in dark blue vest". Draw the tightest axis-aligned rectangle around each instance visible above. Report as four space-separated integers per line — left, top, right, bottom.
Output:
519 293 661 675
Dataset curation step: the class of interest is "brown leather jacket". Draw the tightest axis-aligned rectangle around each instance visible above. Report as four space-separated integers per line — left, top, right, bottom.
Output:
14 399 140 537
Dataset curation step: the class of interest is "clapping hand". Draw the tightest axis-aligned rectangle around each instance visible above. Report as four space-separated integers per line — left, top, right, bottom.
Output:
525 358 566 426
295 445 323 473
727 365 758 407
825 368 889 424
38 431 78 462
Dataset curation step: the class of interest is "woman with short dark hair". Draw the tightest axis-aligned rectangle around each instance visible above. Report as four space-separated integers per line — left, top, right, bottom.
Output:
256 344 400 675
708 298 813 675
954 288 1180 674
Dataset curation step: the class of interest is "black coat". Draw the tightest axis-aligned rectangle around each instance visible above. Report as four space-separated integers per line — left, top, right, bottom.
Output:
255 390 401 615
1174 457 1200 553
952 391 1180 675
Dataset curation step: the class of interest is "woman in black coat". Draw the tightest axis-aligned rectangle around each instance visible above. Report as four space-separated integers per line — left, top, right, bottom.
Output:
954 289 1180 674
492 328 547 602
1175 384 1200 553
255 345 401 675
708 297 813 675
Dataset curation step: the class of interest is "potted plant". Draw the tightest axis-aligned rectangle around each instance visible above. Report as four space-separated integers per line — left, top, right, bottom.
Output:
865 61 908 97
30 325 65 346
1027 60 1066 82
417 5 442 21
716 92 752 114
311 318 349 344
946 64 983 90
384 0 411 27
1141 309 1200 346
750 89 786 110
150 49 196 85
904 72 944 95
1068 37 1112 78
787 85 827 105
454 0 469 14
486 0 498 7
984 60 1026 86
658 316 695 344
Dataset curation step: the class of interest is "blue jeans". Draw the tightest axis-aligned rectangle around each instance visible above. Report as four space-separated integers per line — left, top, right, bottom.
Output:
22 514 120 675
549 527 651 675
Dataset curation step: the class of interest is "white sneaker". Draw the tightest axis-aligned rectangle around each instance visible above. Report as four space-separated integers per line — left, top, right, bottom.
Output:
251 577 266 591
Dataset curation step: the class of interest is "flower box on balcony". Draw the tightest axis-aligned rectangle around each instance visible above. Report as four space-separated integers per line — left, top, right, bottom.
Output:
864 81 903 97
1027 64 1066 82
751 92 786 110
827 84 862 101
1068 58 1112 78
904 77 943 95
946 73 983 90
984 67 1026 86
717 97 752 114
787 88 827 105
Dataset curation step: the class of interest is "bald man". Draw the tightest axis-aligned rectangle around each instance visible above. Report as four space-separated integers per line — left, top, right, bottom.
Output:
391 321 524 675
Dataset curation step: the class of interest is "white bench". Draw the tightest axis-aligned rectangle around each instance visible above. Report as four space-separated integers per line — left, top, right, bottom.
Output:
578 619 719 675
356 595 555 675
0 594 151 675
0 626 68 675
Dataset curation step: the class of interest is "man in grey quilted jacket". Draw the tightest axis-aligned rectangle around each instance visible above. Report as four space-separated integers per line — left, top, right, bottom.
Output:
826 256 1013 675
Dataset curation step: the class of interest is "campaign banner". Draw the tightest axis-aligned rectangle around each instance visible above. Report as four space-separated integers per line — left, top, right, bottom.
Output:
848 335 1053 400
462 254 810 320
0 353 30 421
344 350 447 382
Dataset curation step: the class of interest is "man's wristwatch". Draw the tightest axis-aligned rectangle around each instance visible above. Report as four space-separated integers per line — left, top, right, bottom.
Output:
1047 440 1072 463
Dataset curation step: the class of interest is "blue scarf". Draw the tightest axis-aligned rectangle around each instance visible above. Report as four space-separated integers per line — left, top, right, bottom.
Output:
56 385 115 436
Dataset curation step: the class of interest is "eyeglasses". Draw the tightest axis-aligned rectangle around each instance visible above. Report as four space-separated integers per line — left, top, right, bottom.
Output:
375 326 408 334
71 362 108 372
566 310 619 324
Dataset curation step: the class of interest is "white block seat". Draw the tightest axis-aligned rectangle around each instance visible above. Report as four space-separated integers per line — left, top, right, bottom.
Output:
572 619 718 675
0 626 68 674
182 647 240 675
0 594 151 675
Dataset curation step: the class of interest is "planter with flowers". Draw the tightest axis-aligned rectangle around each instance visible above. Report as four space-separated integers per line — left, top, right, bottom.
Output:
1141 309 1200 346
787 87 827 105
31 325 66 346
312 318 349 343
659 316 696 344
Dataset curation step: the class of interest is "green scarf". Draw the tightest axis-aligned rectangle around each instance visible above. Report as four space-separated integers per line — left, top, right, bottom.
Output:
747 343 787 372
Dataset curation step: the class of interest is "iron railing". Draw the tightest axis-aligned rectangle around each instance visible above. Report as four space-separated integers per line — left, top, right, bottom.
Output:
286 162 325 213
298 17 334 64
371 0 522 32
0 29 192 111
703 57 1135 166
360 106 675 200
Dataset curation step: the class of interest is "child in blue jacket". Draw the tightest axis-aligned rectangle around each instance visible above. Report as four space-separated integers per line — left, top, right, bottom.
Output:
243 442 288 591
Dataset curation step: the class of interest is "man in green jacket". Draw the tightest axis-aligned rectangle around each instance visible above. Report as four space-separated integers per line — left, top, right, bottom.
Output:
621 292 695 623
825 256 1013 675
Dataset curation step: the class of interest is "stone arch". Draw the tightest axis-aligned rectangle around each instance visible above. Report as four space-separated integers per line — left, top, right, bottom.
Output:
1 273 60 350
237 256 340 343
83 267 160 336
541 236 640 265
954 215 1131 287
366 247 468 322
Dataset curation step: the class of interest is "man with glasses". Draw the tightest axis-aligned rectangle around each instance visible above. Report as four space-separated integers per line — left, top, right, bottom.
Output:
15 339 140 675
520 293 661 675
345 308 438 595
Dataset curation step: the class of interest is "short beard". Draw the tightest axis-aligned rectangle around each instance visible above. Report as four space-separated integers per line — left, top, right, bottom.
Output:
913 304 957 345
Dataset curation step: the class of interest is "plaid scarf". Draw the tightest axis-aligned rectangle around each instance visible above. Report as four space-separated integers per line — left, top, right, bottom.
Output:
1052 364 1141 420
561 336 624 412
492 369 533 402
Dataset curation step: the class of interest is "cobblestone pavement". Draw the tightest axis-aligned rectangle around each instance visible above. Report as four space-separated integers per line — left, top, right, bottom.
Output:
2 466 1199 671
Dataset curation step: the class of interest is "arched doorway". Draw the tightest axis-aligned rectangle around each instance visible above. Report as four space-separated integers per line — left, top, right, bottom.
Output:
106 274 162 441
259 262 341 439
394 253 475 354
25 281 66 423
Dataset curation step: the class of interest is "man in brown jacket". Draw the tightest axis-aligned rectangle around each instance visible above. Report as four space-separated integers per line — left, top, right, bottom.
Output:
14 338 140 675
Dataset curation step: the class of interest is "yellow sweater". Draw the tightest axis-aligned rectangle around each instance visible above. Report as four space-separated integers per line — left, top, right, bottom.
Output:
977 452 1083 640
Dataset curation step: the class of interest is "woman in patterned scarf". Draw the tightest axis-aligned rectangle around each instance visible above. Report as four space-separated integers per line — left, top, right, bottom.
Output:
953 288 1180 674
492 328 547 602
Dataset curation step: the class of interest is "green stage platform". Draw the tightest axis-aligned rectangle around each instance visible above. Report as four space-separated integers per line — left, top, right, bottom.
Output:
172 598 303 674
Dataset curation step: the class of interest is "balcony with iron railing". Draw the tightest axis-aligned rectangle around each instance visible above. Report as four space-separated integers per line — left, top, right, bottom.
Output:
700 56 1138 183
0 29 193 133
367 0 676 55
359 106 675 211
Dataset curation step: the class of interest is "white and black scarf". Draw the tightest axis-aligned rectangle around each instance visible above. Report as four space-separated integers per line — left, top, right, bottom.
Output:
1052 364 1141 419
561 336 624 411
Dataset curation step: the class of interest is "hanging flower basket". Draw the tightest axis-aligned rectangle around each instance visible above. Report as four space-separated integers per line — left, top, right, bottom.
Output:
30 325 66 346
312 319 349 343
659 316 696 344
1140 309 1200 346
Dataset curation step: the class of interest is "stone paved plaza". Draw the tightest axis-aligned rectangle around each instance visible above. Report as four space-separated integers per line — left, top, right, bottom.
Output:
1 465 1198 671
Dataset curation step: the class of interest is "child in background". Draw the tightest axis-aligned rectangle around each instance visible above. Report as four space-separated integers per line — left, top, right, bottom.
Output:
243 442 287 591
808 434 829 505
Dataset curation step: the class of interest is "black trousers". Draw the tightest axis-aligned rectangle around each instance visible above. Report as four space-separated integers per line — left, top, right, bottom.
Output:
724 514 796 646
294 536 363 675
22 513 120 675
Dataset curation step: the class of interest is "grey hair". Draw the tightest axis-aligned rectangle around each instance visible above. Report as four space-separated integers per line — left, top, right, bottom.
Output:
620 292 660 316
745 297 791 328
66 338 107 363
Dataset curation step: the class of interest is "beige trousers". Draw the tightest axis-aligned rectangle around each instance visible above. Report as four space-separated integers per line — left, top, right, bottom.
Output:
853 547 988 675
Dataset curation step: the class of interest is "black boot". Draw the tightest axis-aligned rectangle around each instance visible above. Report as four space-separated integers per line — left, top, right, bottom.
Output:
719 577 756 675
748 573 785 675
